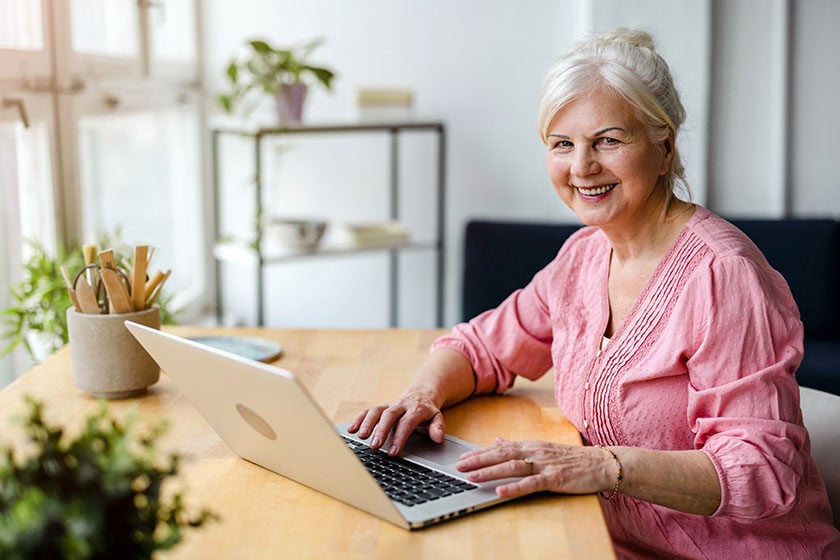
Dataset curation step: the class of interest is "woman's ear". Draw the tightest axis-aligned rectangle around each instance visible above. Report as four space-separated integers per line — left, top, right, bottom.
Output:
659 133 675 175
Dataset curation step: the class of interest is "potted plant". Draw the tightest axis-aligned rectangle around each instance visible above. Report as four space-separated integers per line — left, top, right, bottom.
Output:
0 396 217 558
1 238 177 363
216 38 336 124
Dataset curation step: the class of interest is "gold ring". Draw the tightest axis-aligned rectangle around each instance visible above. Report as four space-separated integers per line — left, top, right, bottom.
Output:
523 457 534 476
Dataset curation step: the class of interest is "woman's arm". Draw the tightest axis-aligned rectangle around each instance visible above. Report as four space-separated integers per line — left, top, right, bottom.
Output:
608 447 720 514
347 348 476 455
456 440 721 515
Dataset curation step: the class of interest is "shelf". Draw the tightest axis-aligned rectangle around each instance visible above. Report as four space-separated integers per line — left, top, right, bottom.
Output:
208 117 444 137
213 239 438 265
211 120 446 327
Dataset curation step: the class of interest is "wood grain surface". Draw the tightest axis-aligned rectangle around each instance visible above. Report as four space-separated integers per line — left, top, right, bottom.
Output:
0 327 614 559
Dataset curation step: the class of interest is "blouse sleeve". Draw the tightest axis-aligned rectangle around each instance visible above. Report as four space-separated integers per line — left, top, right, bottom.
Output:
430 260 557 395
684 254 807 522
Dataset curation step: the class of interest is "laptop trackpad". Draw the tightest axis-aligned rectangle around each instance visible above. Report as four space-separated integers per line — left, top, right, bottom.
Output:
402 432 473 466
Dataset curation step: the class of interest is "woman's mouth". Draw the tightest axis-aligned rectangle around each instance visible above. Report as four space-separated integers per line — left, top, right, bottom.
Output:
576 183 617 196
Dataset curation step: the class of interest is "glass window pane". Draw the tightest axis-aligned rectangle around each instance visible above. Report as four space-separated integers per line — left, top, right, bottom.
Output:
150 0 196 63
0 0 43 50
0 116 56 258
71 0 138 57
77 104 205 309
0 107 57 381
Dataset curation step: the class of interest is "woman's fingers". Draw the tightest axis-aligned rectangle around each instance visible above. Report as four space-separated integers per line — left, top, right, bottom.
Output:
388 410 446 455
457 439 610 497
370 402 408 449
348 396 445 453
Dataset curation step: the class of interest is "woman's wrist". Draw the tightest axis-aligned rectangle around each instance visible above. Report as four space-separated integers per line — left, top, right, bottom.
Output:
596 445 624 500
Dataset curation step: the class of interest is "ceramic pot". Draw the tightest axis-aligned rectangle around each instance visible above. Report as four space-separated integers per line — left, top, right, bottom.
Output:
275 82 308 124
67 305 161 398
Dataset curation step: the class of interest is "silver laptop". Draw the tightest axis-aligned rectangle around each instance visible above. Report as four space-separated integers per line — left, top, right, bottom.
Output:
125 322 520 529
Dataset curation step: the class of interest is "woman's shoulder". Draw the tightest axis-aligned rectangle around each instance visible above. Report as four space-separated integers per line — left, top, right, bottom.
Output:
687 206 766 261
684 206 795 302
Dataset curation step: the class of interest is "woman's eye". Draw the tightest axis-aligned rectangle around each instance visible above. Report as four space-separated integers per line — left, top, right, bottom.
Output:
598 137 620 146
552 140 573 150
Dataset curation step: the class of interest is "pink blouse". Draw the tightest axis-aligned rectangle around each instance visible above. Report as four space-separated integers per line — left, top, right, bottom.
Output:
433 207 840 558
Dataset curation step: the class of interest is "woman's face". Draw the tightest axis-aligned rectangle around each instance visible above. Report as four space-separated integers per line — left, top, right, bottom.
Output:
545 89 673 233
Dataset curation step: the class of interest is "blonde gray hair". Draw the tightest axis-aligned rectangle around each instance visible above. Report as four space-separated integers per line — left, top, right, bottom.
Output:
538 29 688 198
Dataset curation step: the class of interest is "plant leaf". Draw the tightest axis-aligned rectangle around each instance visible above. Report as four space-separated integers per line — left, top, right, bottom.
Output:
249 40 272 54
225 62 238 82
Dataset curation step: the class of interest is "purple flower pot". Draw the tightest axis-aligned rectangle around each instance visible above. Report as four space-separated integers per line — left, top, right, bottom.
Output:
275 82 308 124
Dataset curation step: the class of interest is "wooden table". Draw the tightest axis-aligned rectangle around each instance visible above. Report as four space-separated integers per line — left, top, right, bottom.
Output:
0 327 615 559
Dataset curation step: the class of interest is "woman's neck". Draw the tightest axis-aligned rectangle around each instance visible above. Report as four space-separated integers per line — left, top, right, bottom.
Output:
603 197 695 264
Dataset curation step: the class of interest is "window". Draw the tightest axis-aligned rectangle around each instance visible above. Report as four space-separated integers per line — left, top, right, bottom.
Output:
0 0 206 384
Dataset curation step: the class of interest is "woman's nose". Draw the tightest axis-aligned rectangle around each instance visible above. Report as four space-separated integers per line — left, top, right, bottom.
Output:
570 147 601 176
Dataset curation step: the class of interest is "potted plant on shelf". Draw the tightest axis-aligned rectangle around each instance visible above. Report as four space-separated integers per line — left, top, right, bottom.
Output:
216 38 336 125
0 397 217 558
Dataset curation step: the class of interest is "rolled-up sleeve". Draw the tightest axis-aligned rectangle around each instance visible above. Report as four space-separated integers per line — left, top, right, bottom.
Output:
685 255 806 521
431 263 556 395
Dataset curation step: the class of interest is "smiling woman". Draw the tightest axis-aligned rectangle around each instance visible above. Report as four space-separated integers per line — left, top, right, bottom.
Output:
348 28 840 559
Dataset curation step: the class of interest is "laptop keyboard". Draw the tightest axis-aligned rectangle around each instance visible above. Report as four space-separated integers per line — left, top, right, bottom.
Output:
342 436 478 507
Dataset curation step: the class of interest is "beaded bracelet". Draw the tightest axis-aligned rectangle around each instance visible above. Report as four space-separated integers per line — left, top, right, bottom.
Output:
596 445 623 501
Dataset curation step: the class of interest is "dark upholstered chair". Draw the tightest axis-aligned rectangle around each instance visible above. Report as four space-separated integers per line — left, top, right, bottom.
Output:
462 218 840 395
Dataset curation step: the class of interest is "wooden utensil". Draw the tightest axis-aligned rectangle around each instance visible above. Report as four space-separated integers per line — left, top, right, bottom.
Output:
131 245 149 312
82 244 98 266
60 265 83 312
98 249 132 314
145 269 171 308
100 268 133 314
98 249 118 272
144 270 165 301
74 274 102 314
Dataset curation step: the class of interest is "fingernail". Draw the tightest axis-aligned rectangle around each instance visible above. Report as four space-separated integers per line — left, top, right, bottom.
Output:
388 445 398 455
371 436 381 448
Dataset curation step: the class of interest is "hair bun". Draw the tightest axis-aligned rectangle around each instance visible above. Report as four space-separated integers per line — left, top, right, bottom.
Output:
595 28 656 51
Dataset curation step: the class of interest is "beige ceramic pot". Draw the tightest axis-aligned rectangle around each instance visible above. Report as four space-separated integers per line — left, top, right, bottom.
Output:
66 305 161 398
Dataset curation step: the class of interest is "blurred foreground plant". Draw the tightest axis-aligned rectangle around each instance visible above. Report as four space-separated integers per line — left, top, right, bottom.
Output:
0 397 217 559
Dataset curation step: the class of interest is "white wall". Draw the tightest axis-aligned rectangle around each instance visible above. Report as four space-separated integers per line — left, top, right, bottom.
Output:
203 0 840 329
789 0 840 215
708 0 788 215
204 0 584 327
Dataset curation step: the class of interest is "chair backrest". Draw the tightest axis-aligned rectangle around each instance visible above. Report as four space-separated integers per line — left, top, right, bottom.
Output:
727 218 840 340
463 220 581 321
799 386 840 528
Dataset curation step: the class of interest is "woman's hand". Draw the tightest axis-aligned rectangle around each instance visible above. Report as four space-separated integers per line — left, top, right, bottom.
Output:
347 391 447 455
346 348 477 456
456 437 618 498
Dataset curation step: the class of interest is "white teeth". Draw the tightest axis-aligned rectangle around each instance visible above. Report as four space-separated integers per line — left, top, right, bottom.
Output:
577 183 616 195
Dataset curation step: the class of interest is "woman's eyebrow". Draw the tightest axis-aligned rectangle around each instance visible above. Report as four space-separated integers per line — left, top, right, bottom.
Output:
595 126 625 135
547 126 626 139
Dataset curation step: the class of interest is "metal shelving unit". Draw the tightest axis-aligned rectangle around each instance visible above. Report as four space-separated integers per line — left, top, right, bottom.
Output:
210 121 446 327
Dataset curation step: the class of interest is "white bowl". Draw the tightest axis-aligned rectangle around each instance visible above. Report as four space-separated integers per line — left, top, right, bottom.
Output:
269 218 328 250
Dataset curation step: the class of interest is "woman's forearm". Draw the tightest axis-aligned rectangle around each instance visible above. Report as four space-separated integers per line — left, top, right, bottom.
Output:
610 447 721 515
404 348 477 409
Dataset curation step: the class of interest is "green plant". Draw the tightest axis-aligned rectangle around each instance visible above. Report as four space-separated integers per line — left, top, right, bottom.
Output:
217 38 336 114
1 238 178 361
0 396 217 559
0 241 84 359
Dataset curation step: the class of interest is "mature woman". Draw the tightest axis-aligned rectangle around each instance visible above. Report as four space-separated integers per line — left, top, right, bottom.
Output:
349 29 840 558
